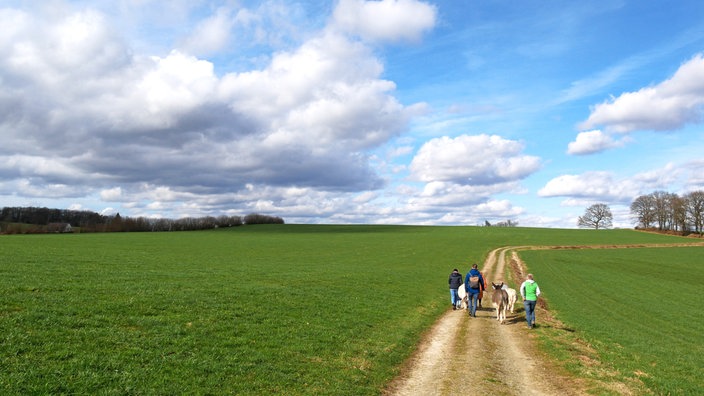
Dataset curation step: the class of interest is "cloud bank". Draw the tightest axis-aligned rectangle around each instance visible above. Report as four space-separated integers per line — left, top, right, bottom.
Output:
0 1 434 219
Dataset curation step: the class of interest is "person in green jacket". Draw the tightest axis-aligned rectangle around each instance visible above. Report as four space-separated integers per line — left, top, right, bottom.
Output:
519 273 541 329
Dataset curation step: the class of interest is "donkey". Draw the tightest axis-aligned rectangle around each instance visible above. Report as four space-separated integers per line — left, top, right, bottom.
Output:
491 282 509 324
457 283 468 309
501 284 518 313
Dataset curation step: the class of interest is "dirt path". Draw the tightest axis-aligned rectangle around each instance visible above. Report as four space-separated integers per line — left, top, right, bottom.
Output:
384 247 586 396
385 242 704 395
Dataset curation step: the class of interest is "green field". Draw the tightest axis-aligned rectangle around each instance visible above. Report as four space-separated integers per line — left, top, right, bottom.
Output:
520 246 704 395
0 225 696 394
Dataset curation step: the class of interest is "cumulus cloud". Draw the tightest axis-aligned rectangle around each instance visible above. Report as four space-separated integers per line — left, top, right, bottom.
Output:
333 0 437 43
566 129 629 155
392 134 537 225
580 53 704 132
0 3 425 213
538 171 634 201
409 134 541 185
538 164 688 203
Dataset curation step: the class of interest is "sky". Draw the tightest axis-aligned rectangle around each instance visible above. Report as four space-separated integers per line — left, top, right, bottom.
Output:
1 0 704 228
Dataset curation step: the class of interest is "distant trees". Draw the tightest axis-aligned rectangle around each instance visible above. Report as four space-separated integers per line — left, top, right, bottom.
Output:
0 206 284 234
630 190 704 234
578 203 613 230
687 191 704 234
244 213 285 225
0 206 104 228
630 194 656 230
483 220 518 227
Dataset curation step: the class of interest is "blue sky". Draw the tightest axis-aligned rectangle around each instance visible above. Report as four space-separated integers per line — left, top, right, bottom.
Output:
1 0 703 228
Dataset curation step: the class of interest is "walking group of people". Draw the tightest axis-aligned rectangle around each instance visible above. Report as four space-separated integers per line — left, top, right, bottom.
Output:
448 264 486 317
448 264 541 328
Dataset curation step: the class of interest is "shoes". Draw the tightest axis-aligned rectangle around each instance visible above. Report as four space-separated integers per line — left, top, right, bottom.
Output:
527 324 533 329
453 306 456 310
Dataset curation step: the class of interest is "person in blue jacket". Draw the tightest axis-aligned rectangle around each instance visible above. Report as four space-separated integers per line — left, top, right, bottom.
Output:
464 263 485 317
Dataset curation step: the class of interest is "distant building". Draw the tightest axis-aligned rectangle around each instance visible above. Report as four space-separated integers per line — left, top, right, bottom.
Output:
47 223 73 233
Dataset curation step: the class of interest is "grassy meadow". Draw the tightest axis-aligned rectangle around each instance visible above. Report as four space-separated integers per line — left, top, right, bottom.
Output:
0 225 696 394
520 246 704 395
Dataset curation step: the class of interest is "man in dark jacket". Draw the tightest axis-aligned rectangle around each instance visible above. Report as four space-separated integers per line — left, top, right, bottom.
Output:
464 263 485 317
448 269 463 310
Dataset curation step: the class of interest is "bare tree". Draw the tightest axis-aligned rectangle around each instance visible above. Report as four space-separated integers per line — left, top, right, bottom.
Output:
578 203 613 230
651 190 673 230
631 194 656 229
670 194 687 232
685 190 704 233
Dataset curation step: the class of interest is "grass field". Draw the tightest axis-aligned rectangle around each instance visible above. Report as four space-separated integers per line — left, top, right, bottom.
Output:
520 246 704 395
0 225 696 394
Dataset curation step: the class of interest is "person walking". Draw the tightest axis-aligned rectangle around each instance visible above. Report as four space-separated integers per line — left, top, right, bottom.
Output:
477 268 488 308
520 273 541 329
448 268 463 310
464 264 485 317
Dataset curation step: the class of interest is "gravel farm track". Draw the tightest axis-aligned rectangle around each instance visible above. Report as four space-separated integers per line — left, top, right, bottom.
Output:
383 242 704 396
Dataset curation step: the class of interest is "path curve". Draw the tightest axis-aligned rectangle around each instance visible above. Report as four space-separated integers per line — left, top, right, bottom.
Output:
384 242 704 395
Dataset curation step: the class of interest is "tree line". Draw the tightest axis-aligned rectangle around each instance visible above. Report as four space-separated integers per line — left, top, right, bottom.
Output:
630 190 704 234
0 206 284 234
484 219 518 227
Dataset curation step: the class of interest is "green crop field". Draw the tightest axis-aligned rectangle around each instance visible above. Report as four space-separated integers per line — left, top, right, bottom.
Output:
0 225 696 394
520 246 704 395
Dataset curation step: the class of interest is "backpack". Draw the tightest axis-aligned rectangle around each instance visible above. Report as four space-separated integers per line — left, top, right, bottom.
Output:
468 275 480 289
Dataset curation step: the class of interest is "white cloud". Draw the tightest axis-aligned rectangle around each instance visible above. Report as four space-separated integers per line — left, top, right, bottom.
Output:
219 30 418 153
566 129 629 155
128 51 218 125
179 7 234 56
538 164 690 203
409 134 541 185
631 163 682 190
178 2 314 57
683 159 704 190
0 5 426 204
580 53 704 132
100 187 122 201
1 155 82 181
333 0 437 43
538 171 634 201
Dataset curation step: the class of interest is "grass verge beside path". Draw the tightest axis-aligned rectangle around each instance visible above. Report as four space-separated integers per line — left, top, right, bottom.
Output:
521 246 704 395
